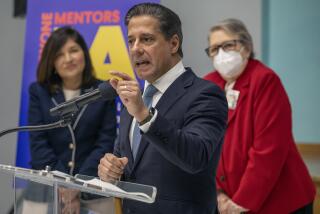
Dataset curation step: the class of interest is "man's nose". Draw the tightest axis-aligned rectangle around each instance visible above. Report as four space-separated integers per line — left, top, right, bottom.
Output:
131 41 144 54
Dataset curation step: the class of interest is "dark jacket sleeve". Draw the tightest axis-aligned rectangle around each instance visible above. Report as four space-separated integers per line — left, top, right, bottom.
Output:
144 83 228 174
78 99 117 175
28 83 67 172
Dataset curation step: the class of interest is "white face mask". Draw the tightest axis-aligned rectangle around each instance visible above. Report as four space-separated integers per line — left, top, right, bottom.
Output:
213 48 244 79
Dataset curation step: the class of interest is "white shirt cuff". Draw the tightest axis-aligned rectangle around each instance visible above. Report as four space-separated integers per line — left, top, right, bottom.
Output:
139 109 158 133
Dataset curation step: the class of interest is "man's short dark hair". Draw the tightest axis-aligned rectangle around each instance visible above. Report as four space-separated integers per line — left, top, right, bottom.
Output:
125 3 183 57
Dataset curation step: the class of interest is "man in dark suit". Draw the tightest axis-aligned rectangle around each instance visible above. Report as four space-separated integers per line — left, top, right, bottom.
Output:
98 3 228 214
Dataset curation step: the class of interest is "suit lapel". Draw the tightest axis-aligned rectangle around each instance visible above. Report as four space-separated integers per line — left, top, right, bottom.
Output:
51 89 65 105
51 85 96 129
156 69 194 115
205 65 251 126
72 86 95 129
121 109 135 169
132 69 194 169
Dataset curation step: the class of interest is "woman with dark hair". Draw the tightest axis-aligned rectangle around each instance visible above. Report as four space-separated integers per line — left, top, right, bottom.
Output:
24 26 117 213
204 19 315 214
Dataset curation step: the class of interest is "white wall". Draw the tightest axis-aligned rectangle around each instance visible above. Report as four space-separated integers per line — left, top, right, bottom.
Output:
162 0 262 77
0 1 261 212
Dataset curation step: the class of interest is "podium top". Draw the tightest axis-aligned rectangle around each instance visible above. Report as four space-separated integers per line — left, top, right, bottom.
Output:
0 164 156 204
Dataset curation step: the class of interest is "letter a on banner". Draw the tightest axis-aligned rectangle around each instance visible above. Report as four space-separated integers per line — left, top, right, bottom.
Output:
91 26 135 80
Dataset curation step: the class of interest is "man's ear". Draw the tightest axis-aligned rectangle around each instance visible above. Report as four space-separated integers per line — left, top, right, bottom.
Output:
169 34 180 54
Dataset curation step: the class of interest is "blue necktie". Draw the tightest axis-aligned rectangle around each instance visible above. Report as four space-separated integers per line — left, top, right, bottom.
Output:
131 84 158 159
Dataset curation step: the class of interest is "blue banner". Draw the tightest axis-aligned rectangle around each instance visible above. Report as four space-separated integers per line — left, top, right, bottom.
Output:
17 0 159 168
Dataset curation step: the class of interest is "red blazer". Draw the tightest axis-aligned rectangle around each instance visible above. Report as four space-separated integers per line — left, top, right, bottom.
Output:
204 59 315 213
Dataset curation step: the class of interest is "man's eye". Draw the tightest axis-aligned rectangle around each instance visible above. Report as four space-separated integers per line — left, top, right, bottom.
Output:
128 39 134 46
143 37 153 43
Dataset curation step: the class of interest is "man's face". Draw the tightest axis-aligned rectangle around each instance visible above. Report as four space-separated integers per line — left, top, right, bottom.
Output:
127 15 178 83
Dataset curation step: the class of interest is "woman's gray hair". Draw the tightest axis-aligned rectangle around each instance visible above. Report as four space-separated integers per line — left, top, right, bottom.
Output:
209 18 255 58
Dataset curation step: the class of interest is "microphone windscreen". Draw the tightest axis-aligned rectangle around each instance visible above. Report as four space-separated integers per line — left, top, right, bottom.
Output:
98 82 117 100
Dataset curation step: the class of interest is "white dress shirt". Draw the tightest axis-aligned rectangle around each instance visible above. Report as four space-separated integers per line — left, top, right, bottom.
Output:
129 60 186 148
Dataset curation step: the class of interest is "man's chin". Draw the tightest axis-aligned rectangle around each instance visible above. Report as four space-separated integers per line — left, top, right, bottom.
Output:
136 71 151 81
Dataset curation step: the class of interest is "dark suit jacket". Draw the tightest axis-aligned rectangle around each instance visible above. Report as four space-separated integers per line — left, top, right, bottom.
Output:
115 68 228 214
28 80 117 176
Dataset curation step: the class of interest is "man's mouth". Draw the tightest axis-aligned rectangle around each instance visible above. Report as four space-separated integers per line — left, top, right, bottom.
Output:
135 60 150 67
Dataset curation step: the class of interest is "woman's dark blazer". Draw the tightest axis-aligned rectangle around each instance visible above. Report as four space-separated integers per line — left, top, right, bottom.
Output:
28 80 117 176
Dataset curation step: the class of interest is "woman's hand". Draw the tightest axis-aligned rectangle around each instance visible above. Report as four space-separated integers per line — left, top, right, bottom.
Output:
217 192 249 214
59 188 80 214
217 191 230 213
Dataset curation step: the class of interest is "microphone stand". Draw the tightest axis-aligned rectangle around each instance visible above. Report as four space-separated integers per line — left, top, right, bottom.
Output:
0 116 73 138
0 112 78 214
0 112 77 173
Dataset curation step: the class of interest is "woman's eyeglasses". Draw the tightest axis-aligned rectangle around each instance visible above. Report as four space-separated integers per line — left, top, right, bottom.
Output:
205 40 242 57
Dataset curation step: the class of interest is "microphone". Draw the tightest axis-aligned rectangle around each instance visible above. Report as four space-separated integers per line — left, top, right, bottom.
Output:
50 82 117 117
